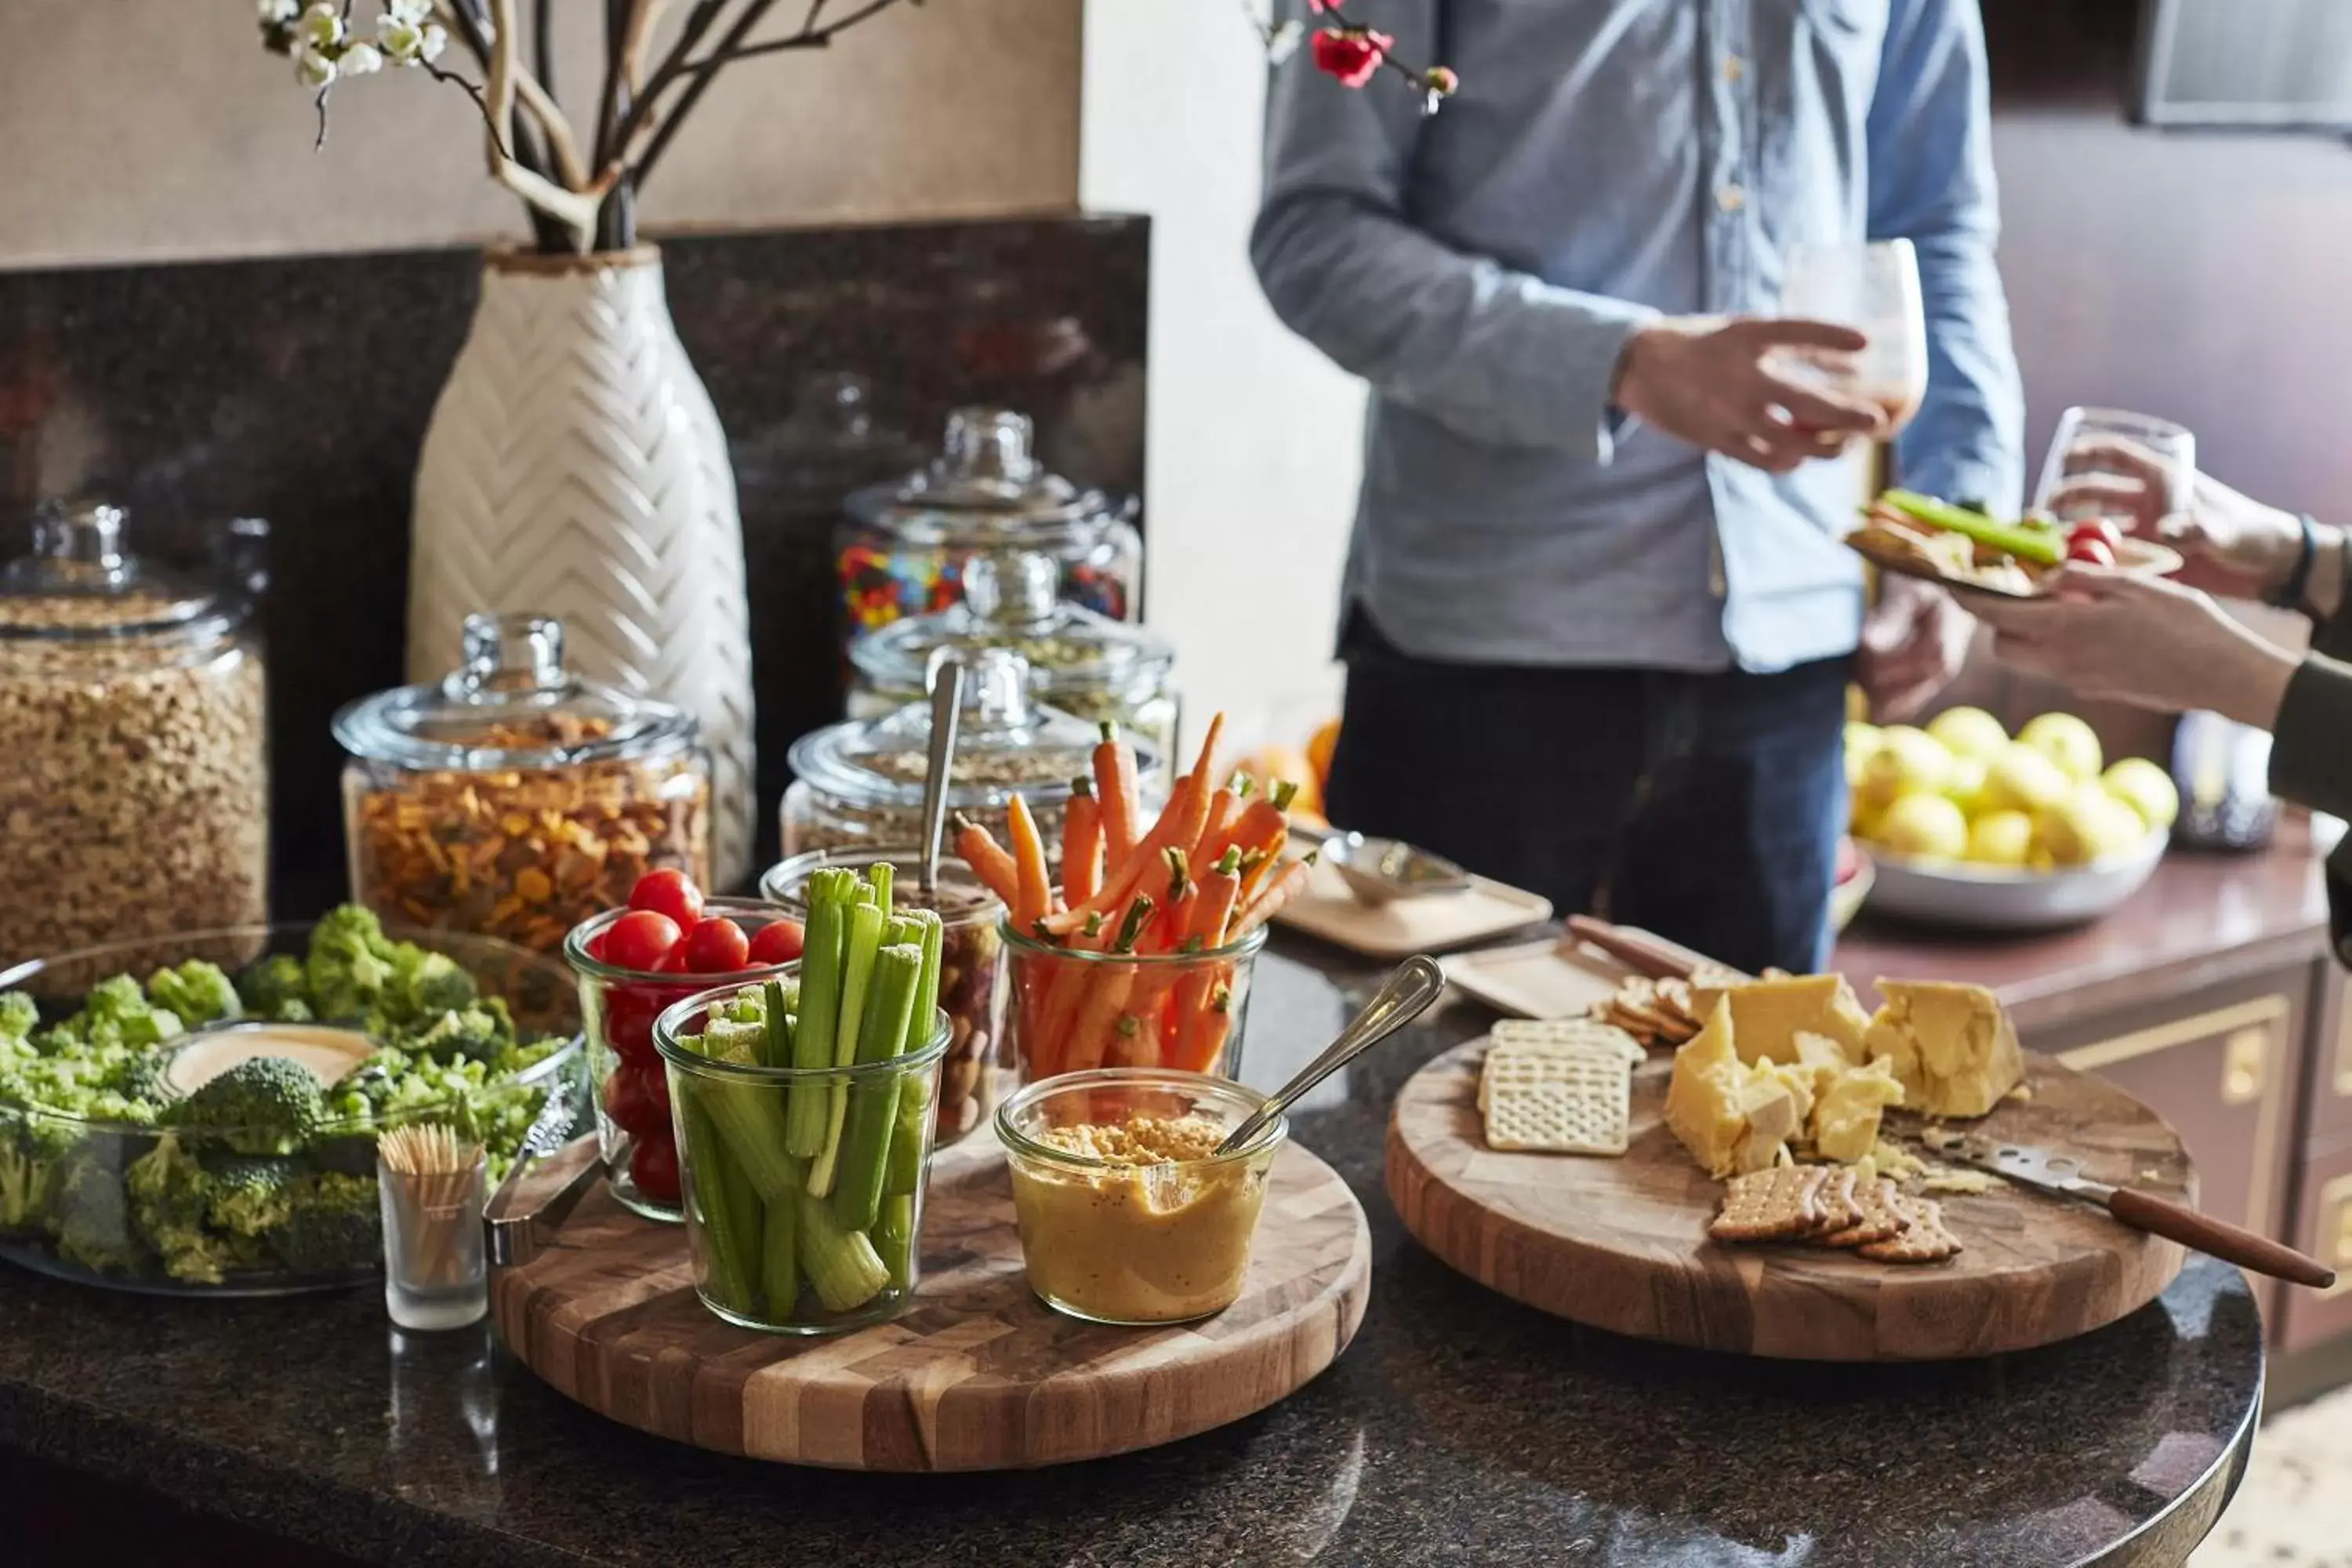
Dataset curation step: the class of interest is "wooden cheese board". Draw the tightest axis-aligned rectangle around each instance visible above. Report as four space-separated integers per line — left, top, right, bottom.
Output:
1386 1040 2192 1361
492 1134 1372 1470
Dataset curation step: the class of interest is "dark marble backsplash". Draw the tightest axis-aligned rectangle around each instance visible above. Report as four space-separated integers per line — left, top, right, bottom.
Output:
0 215 1149 919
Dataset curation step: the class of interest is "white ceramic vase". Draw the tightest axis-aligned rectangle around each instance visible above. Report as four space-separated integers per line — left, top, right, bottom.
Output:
408 246 755 885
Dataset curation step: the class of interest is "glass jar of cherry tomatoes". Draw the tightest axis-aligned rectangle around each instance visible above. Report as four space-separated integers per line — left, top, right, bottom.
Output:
563 874 807 1221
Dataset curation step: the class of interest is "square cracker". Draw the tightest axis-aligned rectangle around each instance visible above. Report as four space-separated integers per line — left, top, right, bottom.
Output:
1803 1167 1863 1236
1480 1050 1631 1155
1709 1167 1828 1243
1491 1018 1647 1064
1857 1196 1963 1264
1818 1177 1909 1249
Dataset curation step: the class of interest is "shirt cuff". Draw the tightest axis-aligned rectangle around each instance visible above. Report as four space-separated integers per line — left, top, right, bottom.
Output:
1561 304 1661 465
2268 652 2352 824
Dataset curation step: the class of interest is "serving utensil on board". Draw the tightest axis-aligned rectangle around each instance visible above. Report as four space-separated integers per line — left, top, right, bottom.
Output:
1919 1127 2336 1288
1559 915 1752 985
485 1132 603 1269
917 652 966 898
1290 822 1472 906
1217 954 1446 1155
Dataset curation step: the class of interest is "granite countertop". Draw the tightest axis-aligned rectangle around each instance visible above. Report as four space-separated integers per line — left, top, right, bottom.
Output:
0 939 2262 1567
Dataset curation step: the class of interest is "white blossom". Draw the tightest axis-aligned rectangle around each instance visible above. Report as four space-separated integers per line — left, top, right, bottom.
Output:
417 22 448 62
383 0 434 24
1265 19 1304 64
257 0 299 22
378 13 448 66
294 2 344 49
339 41 384 75
294 44 338 87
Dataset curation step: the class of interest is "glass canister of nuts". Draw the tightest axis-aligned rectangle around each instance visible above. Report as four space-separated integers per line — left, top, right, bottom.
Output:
0 500 270 973
334 613 711 953
759 845 1007 1147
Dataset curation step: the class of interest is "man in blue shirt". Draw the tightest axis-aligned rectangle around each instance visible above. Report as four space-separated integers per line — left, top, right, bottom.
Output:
1253 0 2024 974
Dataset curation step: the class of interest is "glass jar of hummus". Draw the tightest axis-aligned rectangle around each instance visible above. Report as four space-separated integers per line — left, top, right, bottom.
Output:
996 1069 1287 1325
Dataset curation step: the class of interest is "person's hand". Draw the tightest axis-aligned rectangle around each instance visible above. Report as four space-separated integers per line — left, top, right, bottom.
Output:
2045 439 2306 600
1613 316 1889 473
1962 566 2300 730
1857 574 1975 721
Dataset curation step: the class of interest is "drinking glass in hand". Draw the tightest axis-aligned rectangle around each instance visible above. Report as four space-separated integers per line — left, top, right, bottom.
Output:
2031 408 2196 532
1777 239 1929 434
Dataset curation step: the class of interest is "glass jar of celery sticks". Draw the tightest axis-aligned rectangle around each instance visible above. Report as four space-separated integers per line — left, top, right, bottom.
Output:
652 861 953 1334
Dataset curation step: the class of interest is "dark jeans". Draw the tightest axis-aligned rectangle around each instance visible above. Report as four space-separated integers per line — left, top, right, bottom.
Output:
1326 610 1851 976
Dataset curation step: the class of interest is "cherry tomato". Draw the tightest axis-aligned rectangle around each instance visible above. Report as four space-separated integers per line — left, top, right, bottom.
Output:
683 916 751 973
584 931 609 963
602 986 660 1065
603 1058 663 1136
630 1132 681 1203
603 909 681 972
2067 519 2123 554
2066 536 2118 568
628 868 706 930
658 946 693 973
746 918 805 967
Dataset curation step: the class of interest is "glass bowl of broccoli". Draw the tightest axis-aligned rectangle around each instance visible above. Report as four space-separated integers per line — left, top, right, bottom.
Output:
0 905 587 1295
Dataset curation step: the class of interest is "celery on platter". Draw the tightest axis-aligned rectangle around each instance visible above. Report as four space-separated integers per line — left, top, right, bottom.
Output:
681 1054 800 1203
681 1098 761 1315
825 942 923 1228
761 1182 801 1317
883 1069 929 1198
797 1189 890 1312
875 1194 915 1290
786 869 852 1156
1877 489 2063 565
760 978 796 1069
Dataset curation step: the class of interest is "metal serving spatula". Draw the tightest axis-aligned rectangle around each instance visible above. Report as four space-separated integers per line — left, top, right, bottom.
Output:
1920 1127 2336 1288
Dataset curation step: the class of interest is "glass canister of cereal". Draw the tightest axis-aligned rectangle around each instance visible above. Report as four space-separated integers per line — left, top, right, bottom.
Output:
0 500 270 971
335 613 711 953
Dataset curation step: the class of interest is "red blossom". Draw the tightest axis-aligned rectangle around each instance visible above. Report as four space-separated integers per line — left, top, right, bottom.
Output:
1310 27 1392 89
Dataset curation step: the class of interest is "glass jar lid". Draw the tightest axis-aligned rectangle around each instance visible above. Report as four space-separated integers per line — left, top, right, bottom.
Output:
332 612 701 772
0 499 241 644
789 648 1139 815
843 408 1136 554
851 550 1174 698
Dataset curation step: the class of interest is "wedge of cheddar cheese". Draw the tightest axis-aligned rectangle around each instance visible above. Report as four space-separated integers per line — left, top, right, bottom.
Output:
1693 973 1874 1067
1664 997 1748 1178
1863 978 2022 1118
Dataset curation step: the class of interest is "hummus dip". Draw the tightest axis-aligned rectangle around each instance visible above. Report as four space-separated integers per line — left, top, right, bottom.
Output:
1006 1114 1272 1323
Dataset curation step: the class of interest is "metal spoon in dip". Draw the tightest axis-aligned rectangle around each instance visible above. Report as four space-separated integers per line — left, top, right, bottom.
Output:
1215 954 1446 1155
916 652 966 899
1290 822 1473 906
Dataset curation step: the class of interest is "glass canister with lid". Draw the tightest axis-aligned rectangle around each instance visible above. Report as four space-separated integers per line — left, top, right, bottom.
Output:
837 407 1142 648
0 499 270 967
848 550 1180 760
784 648 1156 857
335 613 712 953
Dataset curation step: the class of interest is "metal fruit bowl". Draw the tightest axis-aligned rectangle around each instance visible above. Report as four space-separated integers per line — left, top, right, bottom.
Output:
1862 831 2169 932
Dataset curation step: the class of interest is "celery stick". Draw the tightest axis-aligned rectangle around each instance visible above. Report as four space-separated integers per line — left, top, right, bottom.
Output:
786 869 851 1156
684 1063 800 1203
909 910 943 1041
761 979 795 1069
871 859 895 917
798 1189 891 1313
761 1186 800 1319
875 1194 915 1290
883 1071 930 1197
680 1098 760 1315
833 898 887 1068
700 1016 765 1066
1878 489 2063 564
827 944 923 1230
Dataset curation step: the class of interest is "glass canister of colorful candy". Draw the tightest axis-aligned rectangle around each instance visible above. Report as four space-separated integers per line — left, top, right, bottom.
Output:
834 408 1142 652
847 549 1179 762
335 614 713 955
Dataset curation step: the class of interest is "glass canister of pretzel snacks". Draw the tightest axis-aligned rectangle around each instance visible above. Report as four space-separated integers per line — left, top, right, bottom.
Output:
334 612 712 953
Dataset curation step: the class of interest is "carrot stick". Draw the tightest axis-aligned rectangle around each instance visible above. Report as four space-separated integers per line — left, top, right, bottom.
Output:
1062 897 1153 1074
1093 721 1142 869
1145 845 1193 954
1212 778 1295 871
1185 771 1250 883
1105 1013 1157 1068
1174 980 1236 1074
1040 766 1208 936
953 814 1021 908
1006 793 1053 931
1232 853 1314 940
1061 776 1102 909
1029 909 1105 1076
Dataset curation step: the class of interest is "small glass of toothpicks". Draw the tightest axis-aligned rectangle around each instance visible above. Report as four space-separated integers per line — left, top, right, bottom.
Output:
377 1123 489 1331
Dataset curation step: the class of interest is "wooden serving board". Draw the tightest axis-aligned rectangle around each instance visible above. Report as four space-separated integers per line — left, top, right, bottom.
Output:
1275 856 1552 958
493 1137 1372 1470
1387 1041 2194 1361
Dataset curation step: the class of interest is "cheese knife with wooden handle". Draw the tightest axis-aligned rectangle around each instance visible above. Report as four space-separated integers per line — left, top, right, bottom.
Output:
1921 1128 2336 1288
1559 915 1737 983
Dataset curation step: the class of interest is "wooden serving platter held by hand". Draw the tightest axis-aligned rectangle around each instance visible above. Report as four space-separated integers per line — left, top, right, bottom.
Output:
493 1136 1371 1470
1387 1042 2193 1361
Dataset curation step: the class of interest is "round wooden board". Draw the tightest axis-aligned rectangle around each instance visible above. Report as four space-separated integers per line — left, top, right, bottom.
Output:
1387 1042 2194 1361
493 1137 1372 1470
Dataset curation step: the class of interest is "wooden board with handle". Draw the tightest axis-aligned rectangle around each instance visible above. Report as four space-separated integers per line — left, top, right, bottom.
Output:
493 1136 1372 1470
1386 1040 2194 1361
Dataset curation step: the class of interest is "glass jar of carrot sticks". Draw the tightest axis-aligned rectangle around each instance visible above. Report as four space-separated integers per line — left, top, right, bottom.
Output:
954 710 1315 1083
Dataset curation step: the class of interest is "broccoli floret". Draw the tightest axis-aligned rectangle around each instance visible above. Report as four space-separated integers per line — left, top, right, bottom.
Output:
53 1146 142 1274
167 1057 328 1156
306 906 397 1023
203 1155 299 1237
267 1172 381 1276
0 1108 72 1236
408 1000 517 1064
122 1133 255 1283
147 961 243 1029
0 991 37 1044
386 947 478 1024
48 974 184 1051
236 954 314 1021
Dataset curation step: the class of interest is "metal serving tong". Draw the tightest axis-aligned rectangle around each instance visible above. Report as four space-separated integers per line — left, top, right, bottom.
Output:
1919 1127 2336 1289
1288 822 1472 906
484 1131 602 1269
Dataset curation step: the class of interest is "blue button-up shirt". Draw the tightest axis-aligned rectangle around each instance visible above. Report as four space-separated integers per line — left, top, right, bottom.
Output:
1252 0 2025 673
